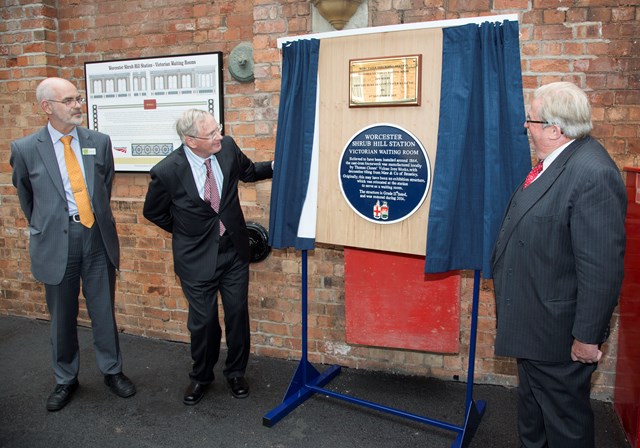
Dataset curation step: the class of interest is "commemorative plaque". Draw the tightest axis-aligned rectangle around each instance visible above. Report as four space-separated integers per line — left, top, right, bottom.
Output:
349 55 421 107
339 124 430 224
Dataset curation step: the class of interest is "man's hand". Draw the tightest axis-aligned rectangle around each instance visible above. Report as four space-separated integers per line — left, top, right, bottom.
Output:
571 339 602 364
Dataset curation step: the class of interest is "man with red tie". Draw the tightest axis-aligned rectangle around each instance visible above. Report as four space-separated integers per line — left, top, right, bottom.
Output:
491 82 626 448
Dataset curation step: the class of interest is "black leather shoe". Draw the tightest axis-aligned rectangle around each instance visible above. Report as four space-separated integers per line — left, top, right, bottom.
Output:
183 381 207 405
227 377 249 399
104 373 136 398
46 381 79 411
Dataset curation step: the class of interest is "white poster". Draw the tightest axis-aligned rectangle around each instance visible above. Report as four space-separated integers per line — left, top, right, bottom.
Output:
84 52 223 172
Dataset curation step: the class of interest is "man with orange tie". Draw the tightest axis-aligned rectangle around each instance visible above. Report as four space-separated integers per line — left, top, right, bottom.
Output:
10 77 135 411
491 82 626 447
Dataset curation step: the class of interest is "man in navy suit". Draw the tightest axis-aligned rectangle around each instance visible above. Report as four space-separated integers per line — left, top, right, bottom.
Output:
491 82 627 447
143 109 273 404
10 77 135 411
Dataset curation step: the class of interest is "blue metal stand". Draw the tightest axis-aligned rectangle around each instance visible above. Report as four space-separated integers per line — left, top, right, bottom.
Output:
263 251 486 448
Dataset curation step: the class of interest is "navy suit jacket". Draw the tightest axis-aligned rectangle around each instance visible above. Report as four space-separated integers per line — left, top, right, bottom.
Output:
491 136 626 362
143 137 272 282
10 126 120 284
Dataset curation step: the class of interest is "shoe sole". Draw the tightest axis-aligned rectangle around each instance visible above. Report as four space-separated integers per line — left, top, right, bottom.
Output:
230 390 249 399
183 394 204 405
46 400 70 412
110 388 136 398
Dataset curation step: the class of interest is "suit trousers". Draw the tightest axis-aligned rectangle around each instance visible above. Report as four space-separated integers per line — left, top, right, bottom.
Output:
517 358 597 448
179 235 250 384
44 220 121 384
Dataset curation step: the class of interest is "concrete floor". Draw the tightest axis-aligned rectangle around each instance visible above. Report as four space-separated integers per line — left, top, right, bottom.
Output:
0 315 630 448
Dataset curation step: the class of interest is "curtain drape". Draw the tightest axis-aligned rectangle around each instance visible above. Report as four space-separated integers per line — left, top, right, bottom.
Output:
424 20 531 277
268 39 320 250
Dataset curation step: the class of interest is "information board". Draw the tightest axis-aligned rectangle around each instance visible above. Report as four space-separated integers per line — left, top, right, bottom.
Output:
84 52 223 172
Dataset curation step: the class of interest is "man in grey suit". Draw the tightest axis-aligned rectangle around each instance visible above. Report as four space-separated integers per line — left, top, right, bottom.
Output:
10 77 135 411
491 82 627 447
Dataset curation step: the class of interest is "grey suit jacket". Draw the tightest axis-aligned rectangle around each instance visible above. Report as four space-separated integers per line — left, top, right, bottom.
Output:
10 126 120 284
491 136 626 362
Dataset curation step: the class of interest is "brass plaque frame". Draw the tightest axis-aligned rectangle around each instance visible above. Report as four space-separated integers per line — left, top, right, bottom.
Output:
349 54 422 108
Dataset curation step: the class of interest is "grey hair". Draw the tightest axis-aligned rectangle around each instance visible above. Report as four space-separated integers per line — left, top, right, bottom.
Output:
534 82 592 139
175 109 210 143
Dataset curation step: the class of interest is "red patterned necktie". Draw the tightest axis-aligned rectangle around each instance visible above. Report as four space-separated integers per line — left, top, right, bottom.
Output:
522 161 543 190
204 158 225 235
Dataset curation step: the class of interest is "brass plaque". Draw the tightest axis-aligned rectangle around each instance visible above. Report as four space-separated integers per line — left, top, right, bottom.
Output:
349 55 421 107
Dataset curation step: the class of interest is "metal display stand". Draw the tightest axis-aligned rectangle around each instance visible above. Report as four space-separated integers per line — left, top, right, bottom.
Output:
263 250 486 448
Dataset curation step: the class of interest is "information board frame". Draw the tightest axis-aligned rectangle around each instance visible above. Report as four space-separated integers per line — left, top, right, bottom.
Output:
84 52 224 172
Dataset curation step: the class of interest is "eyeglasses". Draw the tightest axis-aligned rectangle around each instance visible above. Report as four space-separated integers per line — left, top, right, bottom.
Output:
188 124 224 140
525 114 549 125
46 96 85 106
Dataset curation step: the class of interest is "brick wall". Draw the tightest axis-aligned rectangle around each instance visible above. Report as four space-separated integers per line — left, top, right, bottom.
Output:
1 0 638 401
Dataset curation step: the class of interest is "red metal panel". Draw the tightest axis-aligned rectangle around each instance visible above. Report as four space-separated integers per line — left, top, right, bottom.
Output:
344 247 460 353
614 167 640 448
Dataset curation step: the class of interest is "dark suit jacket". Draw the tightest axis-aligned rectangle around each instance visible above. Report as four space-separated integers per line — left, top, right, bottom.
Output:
491 136 626 362
10 126 120 285
142 137 273 282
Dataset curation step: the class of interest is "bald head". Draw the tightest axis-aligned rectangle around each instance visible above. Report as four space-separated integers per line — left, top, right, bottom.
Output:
36 77 78 104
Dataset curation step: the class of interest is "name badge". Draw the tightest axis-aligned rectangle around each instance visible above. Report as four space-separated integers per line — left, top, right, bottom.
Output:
82 148 96 156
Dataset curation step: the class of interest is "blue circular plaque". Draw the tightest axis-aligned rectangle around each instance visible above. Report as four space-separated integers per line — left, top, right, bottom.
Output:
339 124 430 224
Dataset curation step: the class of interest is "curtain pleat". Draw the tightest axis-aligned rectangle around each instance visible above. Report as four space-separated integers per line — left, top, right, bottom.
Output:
268 39 320 249
425 21 531 277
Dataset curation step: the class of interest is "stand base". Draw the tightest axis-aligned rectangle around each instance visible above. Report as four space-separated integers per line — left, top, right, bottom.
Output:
452 400 486 448
263 360 486 448
263 360 341 427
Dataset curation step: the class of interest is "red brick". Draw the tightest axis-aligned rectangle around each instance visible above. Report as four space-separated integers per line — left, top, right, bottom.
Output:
543 9 566 24
611 7 636 22
574 23 601 39
541 42 562 55
532 24 573 40
530 58 571 73
613 125 637 138
616 90 640 106
566 8 587 22
587 7 612 22
493 0 528 9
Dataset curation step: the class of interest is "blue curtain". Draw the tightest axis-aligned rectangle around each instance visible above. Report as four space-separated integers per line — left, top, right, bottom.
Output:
425 20 531 277
268 39 320 250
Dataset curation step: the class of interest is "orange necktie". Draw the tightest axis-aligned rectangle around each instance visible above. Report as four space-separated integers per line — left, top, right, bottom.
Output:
61 135 94 228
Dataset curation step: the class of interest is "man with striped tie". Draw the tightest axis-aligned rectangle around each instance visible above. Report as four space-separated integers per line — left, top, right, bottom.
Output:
491 82 627 448
143 109 273 405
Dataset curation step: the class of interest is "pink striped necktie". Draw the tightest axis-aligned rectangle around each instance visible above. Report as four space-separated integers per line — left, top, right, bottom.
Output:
204 158 225 235
522 160 543 190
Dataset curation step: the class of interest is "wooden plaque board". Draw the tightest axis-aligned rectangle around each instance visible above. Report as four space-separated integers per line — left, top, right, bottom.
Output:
316 28 443 256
